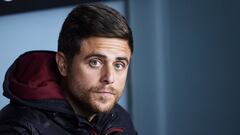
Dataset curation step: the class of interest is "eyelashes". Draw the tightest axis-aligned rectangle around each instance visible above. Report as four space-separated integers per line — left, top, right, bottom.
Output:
88 58 127 71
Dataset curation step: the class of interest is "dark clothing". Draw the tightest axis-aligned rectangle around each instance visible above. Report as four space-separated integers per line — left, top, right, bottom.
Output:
0 51 136 135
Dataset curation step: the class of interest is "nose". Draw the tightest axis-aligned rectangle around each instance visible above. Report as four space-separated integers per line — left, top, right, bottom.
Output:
100 65 115 84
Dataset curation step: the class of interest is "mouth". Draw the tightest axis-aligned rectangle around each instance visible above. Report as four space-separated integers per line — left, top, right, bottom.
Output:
93 91 114 95
90 86 117 98
91 88 116 97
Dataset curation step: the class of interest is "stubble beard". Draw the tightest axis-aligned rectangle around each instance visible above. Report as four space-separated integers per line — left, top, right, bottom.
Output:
67 84 122 115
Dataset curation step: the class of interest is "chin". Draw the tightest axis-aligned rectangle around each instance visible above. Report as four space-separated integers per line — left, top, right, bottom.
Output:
92 102 116 113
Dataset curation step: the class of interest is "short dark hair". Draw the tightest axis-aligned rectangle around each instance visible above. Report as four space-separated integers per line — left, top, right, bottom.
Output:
58 3 133 62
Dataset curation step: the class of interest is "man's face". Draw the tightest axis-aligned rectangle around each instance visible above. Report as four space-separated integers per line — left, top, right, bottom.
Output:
61 37 131 113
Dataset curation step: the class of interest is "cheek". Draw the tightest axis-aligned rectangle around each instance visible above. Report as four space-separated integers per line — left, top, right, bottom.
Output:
116 72 128 89
73 67 100 87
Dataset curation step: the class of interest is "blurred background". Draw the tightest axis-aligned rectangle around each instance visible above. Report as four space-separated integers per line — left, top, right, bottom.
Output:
1 0 240 135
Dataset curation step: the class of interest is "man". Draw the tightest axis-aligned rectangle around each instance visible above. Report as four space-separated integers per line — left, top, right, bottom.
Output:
0 3 136 135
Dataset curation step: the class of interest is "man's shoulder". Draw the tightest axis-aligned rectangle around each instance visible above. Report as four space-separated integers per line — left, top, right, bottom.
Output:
0 103 39 122
2 103 46 117
0 103 41 134
0 103 73 135
95 104 137 135
112 104 132 122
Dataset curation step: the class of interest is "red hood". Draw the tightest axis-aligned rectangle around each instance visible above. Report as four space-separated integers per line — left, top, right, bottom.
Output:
5 51 65 100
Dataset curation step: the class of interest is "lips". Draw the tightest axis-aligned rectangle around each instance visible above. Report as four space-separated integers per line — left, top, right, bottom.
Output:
92 90 115 95
91 86 116 95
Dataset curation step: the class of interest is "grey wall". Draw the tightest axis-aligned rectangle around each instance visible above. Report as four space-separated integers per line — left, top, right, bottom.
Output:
129 0 240 135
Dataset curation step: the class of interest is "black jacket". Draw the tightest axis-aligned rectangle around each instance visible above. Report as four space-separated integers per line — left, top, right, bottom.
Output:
0 51 136 135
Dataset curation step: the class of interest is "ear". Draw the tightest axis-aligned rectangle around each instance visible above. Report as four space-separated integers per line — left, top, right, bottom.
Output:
56 52 68 77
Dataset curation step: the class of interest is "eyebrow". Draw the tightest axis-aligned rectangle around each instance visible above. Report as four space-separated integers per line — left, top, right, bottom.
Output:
116 57 129 65
84 53 129 64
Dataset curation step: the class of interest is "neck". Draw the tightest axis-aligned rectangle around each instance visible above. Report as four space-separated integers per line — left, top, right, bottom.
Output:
66 95 96 121
61 80 96 121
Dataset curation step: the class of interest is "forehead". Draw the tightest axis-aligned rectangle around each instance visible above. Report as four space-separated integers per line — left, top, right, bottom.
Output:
80 37 131 57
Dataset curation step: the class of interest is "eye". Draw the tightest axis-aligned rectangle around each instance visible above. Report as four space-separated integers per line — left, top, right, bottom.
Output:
89 59 102 68
114 62 126 71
